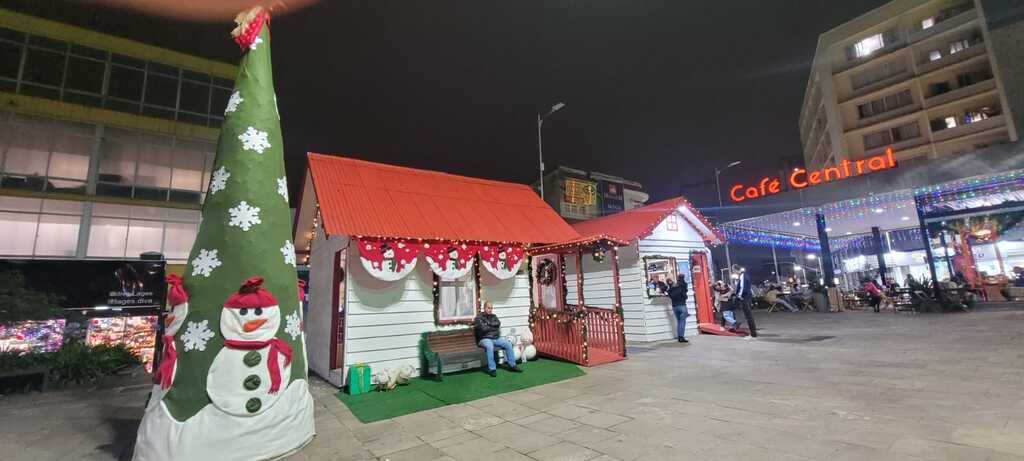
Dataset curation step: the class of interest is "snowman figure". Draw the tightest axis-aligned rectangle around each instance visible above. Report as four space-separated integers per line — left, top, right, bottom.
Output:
497 246 509 271
207 277 293 416
148 274 190 409
444 246 461 273
380 243 396 273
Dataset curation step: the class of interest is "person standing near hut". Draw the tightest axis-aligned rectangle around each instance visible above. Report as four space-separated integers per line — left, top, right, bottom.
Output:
732 265 758 337
667 274 689 343
474 301 522 377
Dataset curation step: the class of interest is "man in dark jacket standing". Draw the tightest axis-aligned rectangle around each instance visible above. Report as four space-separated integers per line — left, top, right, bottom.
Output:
474 301 522 377
667 275 689 343
732 264 758 337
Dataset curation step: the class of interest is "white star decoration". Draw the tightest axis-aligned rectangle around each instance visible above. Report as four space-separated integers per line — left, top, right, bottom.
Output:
210 166 230 195
249 36 264 50
224 91 243 115
277 176 288 202
238 127 271 154
190 249 221 277
228 201 262 231
281 240 296 267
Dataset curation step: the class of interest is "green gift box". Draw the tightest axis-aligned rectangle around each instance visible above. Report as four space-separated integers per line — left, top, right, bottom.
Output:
348 363 371 395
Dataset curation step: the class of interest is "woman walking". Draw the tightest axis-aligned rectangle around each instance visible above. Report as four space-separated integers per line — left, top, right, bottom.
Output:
667 274 689 343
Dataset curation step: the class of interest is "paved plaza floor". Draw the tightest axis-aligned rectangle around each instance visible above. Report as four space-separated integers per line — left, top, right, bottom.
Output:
5 308 1024 460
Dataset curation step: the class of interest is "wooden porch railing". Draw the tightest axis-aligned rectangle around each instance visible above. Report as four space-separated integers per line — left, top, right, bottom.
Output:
531 304 624 366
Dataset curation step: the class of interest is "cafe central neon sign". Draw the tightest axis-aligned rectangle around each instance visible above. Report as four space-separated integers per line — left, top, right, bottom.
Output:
729 147 896 203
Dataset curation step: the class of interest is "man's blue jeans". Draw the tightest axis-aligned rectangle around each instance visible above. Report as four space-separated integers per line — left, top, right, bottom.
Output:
672 303 689 339
478 338 517 371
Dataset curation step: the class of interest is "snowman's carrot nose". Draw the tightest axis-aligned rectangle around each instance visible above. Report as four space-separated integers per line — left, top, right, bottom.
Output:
243 318 268 332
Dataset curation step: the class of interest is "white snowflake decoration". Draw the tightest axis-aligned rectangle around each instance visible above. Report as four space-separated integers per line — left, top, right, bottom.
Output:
284 311 302 341
281 240 296 267
191 249 222 277
228 201 262 231
210 166 230 195
277 176 288 202
224 91 243 115
181 320 215 352
238 127 271 154
250 36 264 51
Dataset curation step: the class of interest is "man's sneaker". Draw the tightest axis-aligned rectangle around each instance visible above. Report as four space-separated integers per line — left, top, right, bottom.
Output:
486 370 496 377
506 366 522 373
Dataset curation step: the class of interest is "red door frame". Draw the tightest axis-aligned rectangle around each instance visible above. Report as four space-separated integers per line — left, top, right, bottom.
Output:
690 252 714 324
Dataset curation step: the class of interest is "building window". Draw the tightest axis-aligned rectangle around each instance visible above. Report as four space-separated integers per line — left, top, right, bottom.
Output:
850 59 907 90
87 204 199 261
964 105 1000 124
0 115 94 195
892 122 920 142
857 89 912 119
928 50 942 61
949 39 970 55
921 17 936 29
436 268 477 324
864 122 920 149
0 197 83 257
853 33 885 58
0 26 232 129
97 129 215 204
644 256 678 297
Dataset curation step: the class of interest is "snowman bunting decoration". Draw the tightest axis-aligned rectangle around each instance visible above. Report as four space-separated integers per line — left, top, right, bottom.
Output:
208 277 293 416
480 244 525 279
424 243 477 279
357 238 420 281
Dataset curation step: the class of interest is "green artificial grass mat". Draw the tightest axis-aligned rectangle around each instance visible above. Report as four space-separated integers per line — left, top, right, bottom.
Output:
337 358 585 423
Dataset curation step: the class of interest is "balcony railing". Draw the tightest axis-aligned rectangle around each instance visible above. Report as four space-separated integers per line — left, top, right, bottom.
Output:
931 114 1005 143
908 7 977 44
924 78 996 109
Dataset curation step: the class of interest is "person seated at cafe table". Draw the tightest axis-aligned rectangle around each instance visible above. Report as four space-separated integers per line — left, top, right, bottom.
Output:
474 301 522 377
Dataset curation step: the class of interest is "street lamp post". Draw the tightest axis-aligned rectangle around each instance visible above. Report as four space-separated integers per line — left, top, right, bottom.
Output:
714 160 742 276
537 102 566 200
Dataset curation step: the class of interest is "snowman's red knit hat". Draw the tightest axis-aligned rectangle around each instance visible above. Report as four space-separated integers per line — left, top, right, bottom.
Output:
224 276 278 309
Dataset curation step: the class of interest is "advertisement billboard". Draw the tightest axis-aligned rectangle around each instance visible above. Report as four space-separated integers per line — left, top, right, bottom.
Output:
599 180 625 215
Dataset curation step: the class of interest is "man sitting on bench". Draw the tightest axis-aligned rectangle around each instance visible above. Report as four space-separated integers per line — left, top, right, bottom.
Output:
474 301 522 377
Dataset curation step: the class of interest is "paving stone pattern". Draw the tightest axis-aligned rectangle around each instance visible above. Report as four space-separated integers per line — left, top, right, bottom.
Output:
5 310 1024 460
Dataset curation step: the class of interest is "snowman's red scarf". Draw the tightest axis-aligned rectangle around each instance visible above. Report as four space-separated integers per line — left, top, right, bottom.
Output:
223 338 293 393
154 335 176 389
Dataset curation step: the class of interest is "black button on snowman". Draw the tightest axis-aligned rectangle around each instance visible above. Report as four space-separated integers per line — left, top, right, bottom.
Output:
207 277 293 416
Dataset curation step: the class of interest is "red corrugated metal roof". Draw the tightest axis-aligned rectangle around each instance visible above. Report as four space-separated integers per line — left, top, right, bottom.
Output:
307 153 581 244
571 196 724 244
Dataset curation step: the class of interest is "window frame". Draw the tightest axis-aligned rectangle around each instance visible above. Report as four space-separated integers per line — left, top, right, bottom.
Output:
644 255 679 298
433 255 480 326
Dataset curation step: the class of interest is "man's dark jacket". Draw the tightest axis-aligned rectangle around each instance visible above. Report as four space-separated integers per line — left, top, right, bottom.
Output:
474 312 501 340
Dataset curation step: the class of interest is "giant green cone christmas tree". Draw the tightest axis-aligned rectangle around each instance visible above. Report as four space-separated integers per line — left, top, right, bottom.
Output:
133 8 315 461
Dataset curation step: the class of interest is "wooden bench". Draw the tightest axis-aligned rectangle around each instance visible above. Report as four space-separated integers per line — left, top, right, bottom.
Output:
421 329 499 381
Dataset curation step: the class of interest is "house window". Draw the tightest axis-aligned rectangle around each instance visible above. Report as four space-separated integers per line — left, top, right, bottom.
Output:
853 33 885 58
644 256 678 297
666 214 679 231
921 17 936 29
928 50 942 61
436 268 477 324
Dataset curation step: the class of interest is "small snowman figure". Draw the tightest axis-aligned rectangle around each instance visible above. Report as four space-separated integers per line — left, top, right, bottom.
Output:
444 246 461 273
497 247 509 271
148 274 189 409
380 243 396 273
207 277 293 416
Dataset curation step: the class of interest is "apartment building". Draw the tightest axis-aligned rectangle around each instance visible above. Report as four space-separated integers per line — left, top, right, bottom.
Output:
0 9 236 272
799 0 1024 170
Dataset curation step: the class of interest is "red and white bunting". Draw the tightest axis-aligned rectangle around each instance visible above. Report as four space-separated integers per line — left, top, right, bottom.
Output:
423 242 478 280
479 244 524 280
357 238 421 281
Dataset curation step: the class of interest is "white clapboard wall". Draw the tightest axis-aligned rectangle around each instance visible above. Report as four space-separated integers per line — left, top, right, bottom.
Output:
306 229 533 386
638 211 712 342
563 245 646 342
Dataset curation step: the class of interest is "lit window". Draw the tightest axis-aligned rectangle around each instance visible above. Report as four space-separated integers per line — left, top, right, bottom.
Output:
921 17 935 29
929 50 942 61
944 116 958 129
436 269 477 323
854 33 885 58
949 39 968 54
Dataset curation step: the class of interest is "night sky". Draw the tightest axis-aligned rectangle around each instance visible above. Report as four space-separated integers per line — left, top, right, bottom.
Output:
12 0 889 213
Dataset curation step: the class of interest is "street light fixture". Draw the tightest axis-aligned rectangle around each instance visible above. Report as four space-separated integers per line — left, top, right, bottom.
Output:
537 102 566 200
714 160 742 276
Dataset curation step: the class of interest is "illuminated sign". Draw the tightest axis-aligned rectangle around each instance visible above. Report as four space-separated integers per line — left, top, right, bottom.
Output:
730 147 896 203
564 178 597 206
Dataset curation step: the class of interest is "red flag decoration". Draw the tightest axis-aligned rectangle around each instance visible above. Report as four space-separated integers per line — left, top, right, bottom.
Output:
423 242 479 279
479 244 525 280
356 238 421 281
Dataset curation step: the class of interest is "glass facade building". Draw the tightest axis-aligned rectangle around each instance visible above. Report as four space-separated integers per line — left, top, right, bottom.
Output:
0 9 235 267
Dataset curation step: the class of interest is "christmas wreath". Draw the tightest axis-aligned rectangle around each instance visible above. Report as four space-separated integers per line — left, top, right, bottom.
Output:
536 259 556 286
